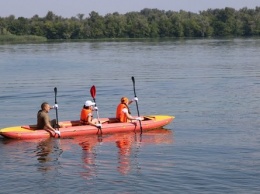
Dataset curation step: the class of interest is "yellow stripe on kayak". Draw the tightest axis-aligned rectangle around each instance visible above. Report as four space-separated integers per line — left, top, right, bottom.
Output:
0 126 35 133
146 115 175 121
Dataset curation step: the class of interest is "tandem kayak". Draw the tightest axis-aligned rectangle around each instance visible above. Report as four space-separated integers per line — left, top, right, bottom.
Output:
0 115 174 140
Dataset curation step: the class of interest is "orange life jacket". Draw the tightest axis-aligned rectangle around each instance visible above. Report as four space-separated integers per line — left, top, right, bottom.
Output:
80 108 92 124
116 103 129 123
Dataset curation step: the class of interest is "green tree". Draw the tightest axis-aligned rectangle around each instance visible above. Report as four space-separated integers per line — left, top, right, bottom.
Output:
1 7 259 40
88 11 105 38
170 14 184 37
104 13 127 38
126 12 150 38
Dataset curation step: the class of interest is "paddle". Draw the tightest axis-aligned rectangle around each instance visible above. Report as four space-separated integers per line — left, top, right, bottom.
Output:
131 76 143 133
54 87 60 137
90 85 102 134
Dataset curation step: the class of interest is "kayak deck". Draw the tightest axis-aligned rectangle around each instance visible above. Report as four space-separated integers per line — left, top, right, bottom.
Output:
0 115 174 140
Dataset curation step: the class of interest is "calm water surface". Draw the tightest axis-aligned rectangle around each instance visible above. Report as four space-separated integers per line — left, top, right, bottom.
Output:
0 38 259 193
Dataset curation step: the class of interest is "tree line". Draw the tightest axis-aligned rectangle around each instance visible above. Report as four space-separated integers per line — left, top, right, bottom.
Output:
0 7 259 39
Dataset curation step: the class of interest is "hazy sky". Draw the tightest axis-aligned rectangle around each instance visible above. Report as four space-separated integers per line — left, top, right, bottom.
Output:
0 0 259 18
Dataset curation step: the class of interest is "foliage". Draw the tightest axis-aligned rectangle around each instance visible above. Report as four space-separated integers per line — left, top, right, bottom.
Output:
0 7 259 40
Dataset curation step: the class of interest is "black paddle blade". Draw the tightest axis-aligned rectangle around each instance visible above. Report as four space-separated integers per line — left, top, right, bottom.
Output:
54 87 57 103
131 76 135 85
90 85 96 99
131 76 137 97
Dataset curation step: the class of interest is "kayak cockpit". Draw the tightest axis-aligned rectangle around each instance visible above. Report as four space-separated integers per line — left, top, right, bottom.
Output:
20 116 156 130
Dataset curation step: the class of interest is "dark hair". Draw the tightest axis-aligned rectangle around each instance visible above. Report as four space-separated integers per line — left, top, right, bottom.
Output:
83 105 90 109
41 102 49 110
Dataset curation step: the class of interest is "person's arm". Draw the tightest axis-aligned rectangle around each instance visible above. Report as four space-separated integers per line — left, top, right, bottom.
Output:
123 108 143 121
46 122 56 131
43 116 56 132
87 113 97 127
122 108 136 121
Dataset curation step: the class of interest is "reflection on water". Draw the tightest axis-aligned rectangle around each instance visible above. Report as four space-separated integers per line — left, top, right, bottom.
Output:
0 125 174 193
78 136 100 180
35 138 63 172
18 128 173 181
116 134 133 175
36 139 53 162
74 128 174 177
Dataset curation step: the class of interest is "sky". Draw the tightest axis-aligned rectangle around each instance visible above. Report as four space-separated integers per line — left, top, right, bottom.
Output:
0 0 259 18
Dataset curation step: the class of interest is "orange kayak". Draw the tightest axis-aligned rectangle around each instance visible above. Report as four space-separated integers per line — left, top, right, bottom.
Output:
0 115 174 140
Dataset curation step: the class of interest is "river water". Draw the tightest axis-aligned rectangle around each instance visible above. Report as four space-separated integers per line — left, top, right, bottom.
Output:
0 38 259 193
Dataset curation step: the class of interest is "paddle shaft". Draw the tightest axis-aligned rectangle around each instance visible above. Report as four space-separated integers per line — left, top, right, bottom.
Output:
131 76 143 132
92 98 100 122
90 85 102 133
54 87 59 130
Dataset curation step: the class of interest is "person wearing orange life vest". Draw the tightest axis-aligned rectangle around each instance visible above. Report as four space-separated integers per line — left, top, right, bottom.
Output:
116 97 143 122
80 100 101 127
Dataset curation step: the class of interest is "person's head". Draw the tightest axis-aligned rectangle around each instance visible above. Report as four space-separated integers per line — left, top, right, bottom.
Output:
84 100 95 108
121 97 129 104
41 102 51 112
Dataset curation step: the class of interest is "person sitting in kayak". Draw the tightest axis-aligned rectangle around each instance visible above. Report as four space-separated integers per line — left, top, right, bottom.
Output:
116 97 143 122
80 100 102 127
37 102 61 136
